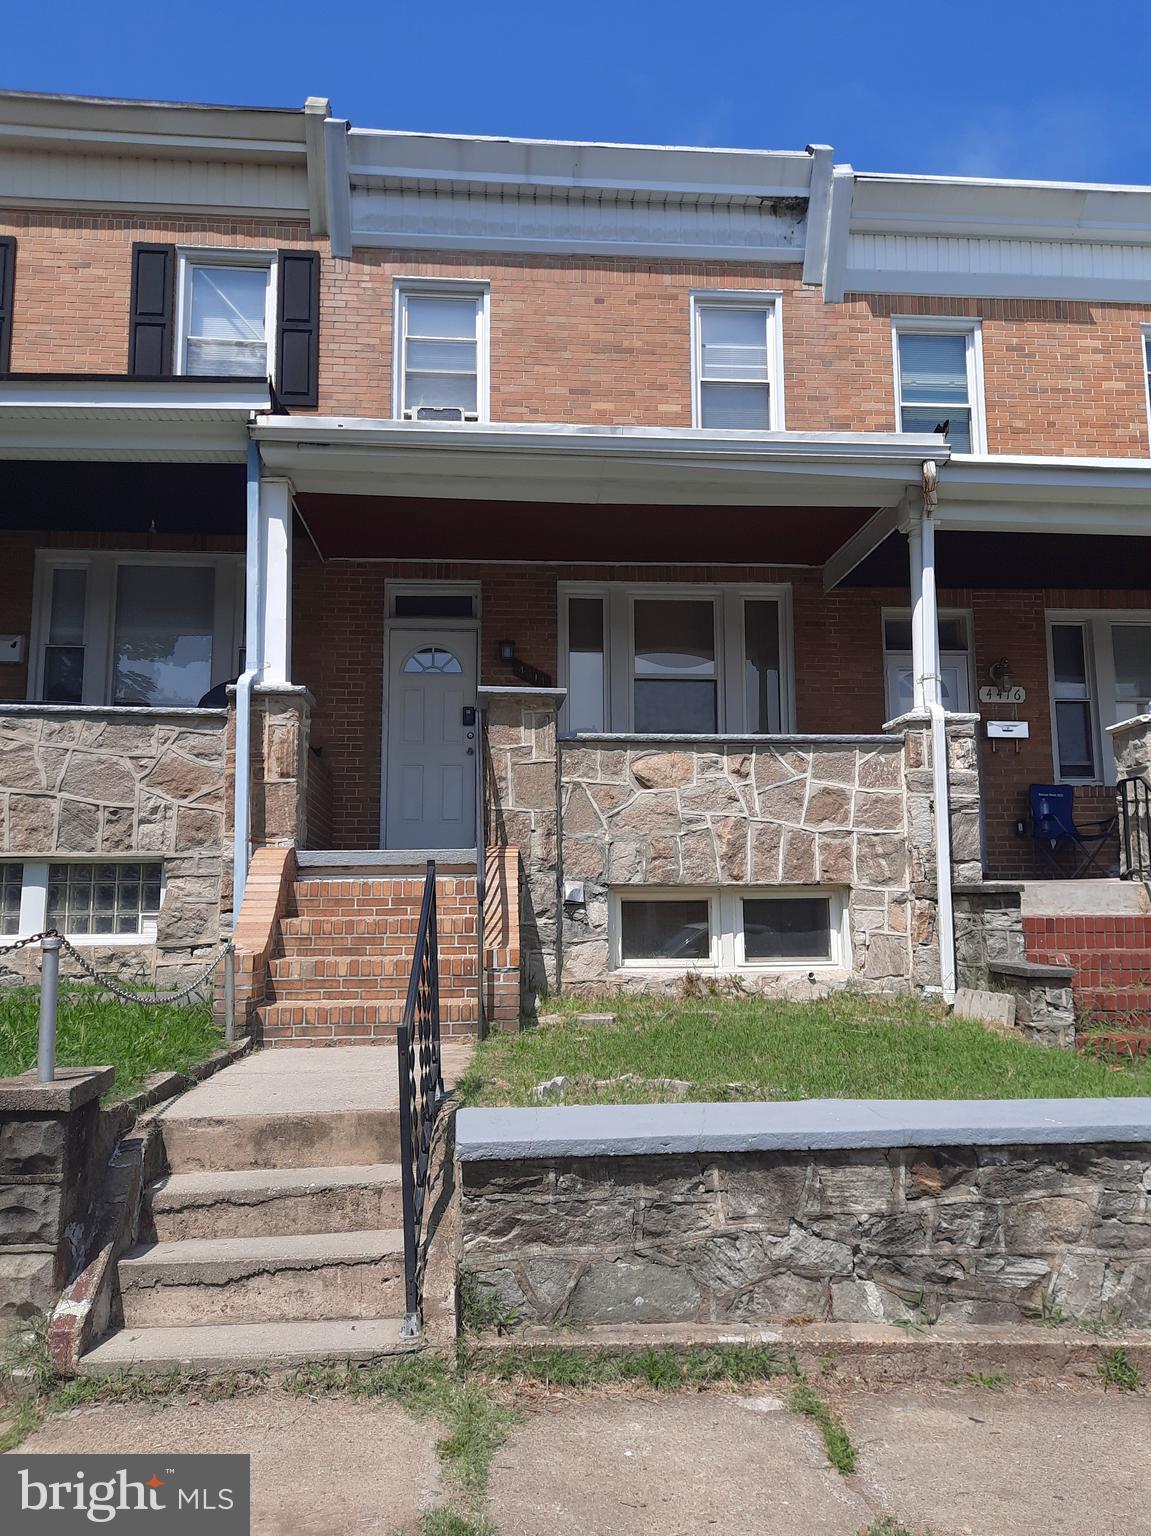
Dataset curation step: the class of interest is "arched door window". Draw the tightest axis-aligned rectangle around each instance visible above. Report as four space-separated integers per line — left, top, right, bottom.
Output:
403 646 463 675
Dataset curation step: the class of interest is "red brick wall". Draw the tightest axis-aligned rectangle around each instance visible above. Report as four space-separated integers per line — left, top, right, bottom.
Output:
3 207 1150 455
291 551 1146 876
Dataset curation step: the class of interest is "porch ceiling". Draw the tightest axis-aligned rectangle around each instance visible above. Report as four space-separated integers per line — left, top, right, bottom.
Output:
0 461 246 535
842 528 1151 589
293 492 876 563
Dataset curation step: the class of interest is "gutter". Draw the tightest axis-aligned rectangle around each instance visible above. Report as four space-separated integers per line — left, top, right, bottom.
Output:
233 440 263 919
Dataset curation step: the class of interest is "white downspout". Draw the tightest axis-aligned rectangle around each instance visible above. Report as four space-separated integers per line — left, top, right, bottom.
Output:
233 439 263 920
917 461 957 1003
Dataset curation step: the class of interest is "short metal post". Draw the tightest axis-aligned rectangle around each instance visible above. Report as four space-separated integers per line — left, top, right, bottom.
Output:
223 942 237 1044
38 935 61 1085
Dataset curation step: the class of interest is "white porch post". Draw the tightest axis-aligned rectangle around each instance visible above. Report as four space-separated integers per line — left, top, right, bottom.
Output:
258 476 293 685
907 464 957 1001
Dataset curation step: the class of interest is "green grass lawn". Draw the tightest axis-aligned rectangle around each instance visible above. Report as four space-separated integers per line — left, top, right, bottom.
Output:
0 982 222 1098
462 992 1151 1106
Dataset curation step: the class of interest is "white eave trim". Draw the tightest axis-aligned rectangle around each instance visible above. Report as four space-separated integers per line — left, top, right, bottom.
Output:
251 416 948 469
0 379 270 462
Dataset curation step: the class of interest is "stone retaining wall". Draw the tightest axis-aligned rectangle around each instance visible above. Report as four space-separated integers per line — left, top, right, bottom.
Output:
459 1103 1151 1331
0 705 228 987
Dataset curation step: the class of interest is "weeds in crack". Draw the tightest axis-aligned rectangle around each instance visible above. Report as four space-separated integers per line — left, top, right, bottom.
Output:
479 1343 785 1391
1098 1347 1142 1392
788 1361 856 1475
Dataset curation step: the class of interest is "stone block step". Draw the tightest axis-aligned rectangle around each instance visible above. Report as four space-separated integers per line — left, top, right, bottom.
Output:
119 1229 405 1327
144 1164 404 1241
80 1317 415 1375
161 1108 399 1173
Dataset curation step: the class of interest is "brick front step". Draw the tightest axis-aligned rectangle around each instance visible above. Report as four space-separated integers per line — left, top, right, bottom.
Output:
1023 915 1151 946
1023 912 1151 1029
1078 1030 1151 1058
258 998 480 1045
1027 951 1151 986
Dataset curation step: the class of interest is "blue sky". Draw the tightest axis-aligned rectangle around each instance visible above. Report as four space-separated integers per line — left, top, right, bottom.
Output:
5 0 1151 184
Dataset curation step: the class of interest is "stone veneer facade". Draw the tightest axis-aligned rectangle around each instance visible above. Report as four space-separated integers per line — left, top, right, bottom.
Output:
0 705 227 987
483 692 982 1001
462 1141 1151 1329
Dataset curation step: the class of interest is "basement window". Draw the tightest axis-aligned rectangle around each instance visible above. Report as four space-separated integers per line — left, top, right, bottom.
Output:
614 888 843 971
0 861 163 942
0 864 22 936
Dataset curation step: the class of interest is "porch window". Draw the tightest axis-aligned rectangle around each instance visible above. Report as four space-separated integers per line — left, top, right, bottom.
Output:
691 293 782 430
893 319 985 454
615 888 842 971
560 584 790 735
882 610 973 720
1048 612 1151 783
395 283 488 422
178 256 275 377
32 554 242 709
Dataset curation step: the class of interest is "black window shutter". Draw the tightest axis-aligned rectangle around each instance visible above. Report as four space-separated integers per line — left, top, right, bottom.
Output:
275 249 320 407
0 237 15 373
128 243 175 375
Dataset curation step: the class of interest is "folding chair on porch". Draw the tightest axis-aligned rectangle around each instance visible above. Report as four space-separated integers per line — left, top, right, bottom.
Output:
1028 784 1118 877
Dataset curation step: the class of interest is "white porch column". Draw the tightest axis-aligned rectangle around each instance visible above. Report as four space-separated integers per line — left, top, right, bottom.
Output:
258 476 293 685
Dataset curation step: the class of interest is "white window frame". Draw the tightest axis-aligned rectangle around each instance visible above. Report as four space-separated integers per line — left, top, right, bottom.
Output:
29 551 244 708
1142 325 1151 452
1046 609 1151 785
690 290 785 431
5 859 164 946
881 606 975 721
392 278 490 423
557 582 794 736
610 886 847 973
174 248 277 379
891 315 986 456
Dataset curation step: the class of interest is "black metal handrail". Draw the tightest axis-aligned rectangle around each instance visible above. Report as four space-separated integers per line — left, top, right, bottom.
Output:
1119 775 1151 882
396 859 446 1337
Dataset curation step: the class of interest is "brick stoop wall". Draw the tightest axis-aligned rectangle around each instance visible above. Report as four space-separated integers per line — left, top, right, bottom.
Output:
256 872 481 1046
1024 915 1151 1034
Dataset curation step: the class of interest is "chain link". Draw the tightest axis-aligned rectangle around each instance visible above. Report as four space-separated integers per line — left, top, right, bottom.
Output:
0 929 59 957
54 934 233 1006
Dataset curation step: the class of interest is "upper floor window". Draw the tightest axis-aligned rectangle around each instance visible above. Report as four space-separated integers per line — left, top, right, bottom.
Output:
1142 327 1151 450
31 553 242 709
177 254 275 378
893 319 985 454
691 293 783 431
394 282 488 422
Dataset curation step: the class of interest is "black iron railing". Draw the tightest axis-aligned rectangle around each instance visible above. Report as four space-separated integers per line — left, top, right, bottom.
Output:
1119 776 1151 883
396 859 446 1337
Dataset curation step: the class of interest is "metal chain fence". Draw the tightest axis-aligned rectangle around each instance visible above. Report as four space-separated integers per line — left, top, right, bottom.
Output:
1 929 237 1084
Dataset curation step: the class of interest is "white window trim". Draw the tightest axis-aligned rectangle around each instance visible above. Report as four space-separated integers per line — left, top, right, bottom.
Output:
610 886 847 973
392 278 491 424
690 290 785 431
891 315 987 456
557 581 794 736
1142 325 1151 453
29 551 244 708
8 859 164 945
1046 608 1151 785
881 605 975 720
174 248 277 380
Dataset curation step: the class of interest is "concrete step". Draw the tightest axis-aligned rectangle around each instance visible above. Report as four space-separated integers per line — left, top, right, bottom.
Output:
119 1230 405 1327
80 1317 415 1375
161 1108 399 1173
144 1164 404 1241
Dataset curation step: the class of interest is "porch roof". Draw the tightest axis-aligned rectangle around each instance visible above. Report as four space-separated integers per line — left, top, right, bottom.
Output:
252 417 949 508
0 376 271 461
